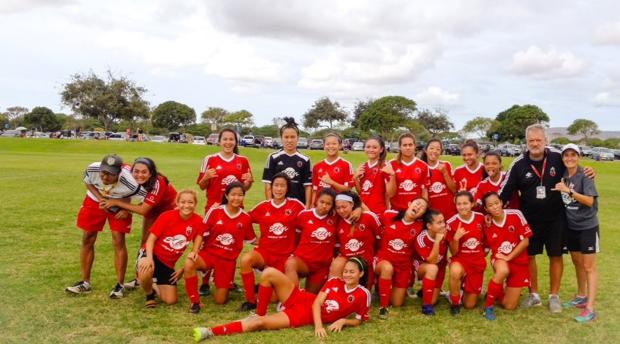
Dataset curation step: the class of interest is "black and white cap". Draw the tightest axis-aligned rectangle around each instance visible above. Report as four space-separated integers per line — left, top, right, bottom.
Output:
100 154 123 175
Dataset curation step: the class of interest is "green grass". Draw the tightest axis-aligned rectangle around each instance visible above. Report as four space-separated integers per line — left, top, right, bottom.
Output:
1 138 619 343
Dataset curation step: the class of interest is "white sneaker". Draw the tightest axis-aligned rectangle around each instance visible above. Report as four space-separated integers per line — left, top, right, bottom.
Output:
193 327 214 342
109 282 125 299
549 294 562 313
65 281 92 294
520 293 542 309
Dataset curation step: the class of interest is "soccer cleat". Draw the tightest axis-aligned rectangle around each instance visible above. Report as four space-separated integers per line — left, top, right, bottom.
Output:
421 305 435 316
406 287 418 298
450 305 461 316
563 296 587 309
483 306 496 321
193 327 214 342
378 307 389 320
549 294 562 313
229 282 243 293
109 282 125 299
520 293 542 309
189 303 201 314
199 284 211 297
574 309 596 323
65 280 92 295
144 292 157 308
276 302 285 312
123 279 140 291
237 301 257 312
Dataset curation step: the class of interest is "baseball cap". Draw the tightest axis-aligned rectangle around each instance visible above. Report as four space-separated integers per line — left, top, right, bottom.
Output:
561 143 581 156
100 154 123 175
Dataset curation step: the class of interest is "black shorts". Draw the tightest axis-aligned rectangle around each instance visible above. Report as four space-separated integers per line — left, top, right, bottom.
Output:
139 251 177 286
566 226 600 254
528 216 567 257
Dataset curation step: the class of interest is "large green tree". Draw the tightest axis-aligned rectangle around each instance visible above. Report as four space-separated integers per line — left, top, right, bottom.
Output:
303 97 348 129
567 118 599 143
222 110 254 129
151 101 196 131
358 96 417 140
23 106 63 132
351 98 374 128
201 107 228 130
493 104 549 142
0 113 9 129
462 116 495 138
5 106 29 121
415 108 454 136
60 70 150 130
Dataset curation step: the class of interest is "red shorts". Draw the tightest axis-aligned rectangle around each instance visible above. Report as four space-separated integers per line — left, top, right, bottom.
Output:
198 250 236 289
376 258 412 289
255 248 289 272
76 197 132 233
297 257 331 286
506 262 530 288
282 288 317 328
450 257 487 295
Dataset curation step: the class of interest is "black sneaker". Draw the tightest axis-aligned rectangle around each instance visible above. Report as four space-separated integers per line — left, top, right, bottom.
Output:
144 292 157 308
379 307 389 320
237 301 257 312
229 282 243 293
199 284 210 296
416 288 423 298
189 303 201 314
109 282 125 299
65 280 92 294
450 305 461 316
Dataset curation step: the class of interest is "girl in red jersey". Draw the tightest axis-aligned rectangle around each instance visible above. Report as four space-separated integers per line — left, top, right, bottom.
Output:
237 173 306 312
192 257 371 341
183 182 256 313
453 140 485 195
100 157 178 290
421 139 457 220
445 191 487 314
197 128 253 213
474 151 520 210
329 191 381 289
137 190 204 307
312 132 354 205
482 192 532 321
374 198 428 319
386 133 430 211
284 188 338 293
354 136 393 215
415 209 449 316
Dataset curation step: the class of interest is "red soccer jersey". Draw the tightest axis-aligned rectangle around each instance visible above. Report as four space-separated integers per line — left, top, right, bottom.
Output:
312 158 354 201
249 198 306 257
358 161 390 214
474 173 521 210
427 160 456 219
485 209 533 266
452 163 485 195
147 210 205 268
320 277 371 323
197 153 251 211
377 210 423 264
201 206 256 261
336 211 381 261
445 212 486 262
294 209 338 265
144 175 177 213
389 158 430 211
414 230 449 266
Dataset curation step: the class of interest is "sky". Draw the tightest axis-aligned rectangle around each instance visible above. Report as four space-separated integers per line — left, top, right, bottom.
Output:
2 0 620 130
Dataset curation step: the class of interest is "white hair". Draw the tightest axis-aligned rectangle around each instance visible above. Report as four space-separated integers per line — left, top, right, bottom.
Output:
525 123 548 143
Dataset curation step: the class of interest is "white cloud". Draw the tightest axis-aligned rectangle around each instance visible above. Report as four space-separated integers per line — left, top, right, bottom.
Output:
415 86 461 106
593 90 620 107
594 22 620 45
509 46 585 79
0 0 73 14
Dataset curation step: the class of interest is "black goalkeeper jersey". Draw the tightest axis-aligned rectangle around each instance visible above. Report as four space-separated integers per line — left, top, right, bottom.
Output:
262 150 312 204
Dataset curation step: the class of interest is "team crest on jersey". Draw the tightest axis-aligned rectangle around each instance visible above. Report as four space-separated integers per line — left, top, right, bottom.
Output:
269 223 287 236
282 167 299 180
236 163 242 170
185 226 193 236
163 234 188 250
236 222 243 229
345 239 363 252
297 161 303 168
410 229 417 236
347 295 355 303
324 300 339 313
399 179 416 192
216 233 234 246
463 238 479 249
415 167 421 175
358 224 366 231
508 225 515 232
430 181 445 194
388 238 406 251
550 167 556 177
372 167 378 174
285 209 293 216
525 172 533 179
334 167 340 173
477 224 482 230
362 180 373 192
311 227 331 240
221 175 238 185
498 241 514 254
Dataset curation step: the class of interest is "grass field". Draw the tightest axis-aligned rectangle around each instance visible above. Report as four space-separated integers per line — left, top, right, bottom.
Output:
1 137 619 344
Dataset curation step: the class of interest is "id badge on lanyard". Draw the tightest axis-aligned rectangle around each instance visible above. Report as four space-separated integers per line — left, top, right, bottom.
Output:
531 157 547 200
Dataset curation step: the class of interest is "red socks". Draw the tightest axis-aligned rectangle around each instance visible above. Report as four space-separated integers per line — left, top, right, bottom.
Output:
241 272 256 303
256 285 273 316
379 278 392 308
211 321 243 336
450 294 461 306
422 278 435 306
185 275 200 304
485 280 504 308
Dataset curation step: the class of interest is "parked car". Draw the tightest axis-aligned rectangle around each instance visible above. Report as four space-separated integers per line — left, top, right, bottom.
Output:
273 138 283 149
242 135 255 146
580 146 593 158
591 147 614 161
108 132 125 141
310 139 324 150
151 135 166 143
1 130 20 137
498 143 521 157
263 137 274 148
389 141 400 153
193 136 206 145
297 137 309 149
206 133 219 145
351 141 364 151
445 143 460 156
